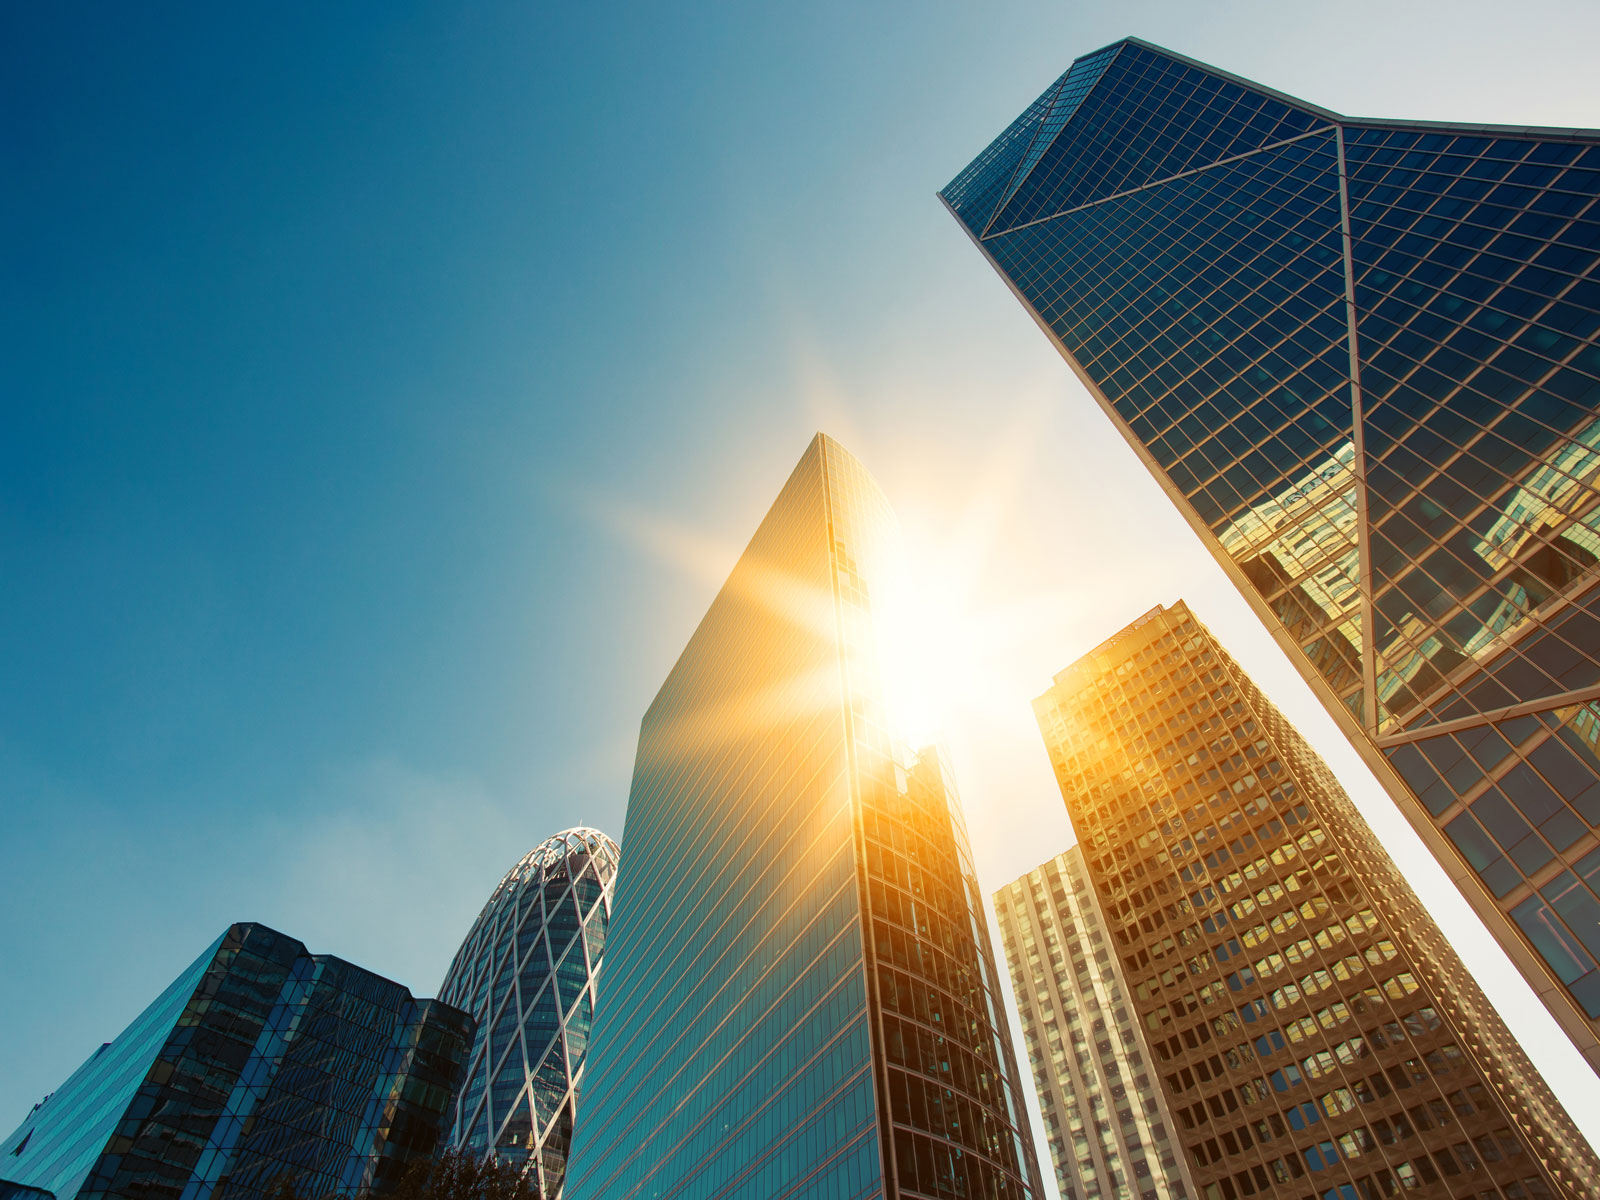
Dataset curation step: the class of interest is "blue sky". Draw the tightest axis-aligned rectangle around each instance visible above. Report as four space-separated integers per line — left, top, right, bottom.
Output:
6 0 1600 1171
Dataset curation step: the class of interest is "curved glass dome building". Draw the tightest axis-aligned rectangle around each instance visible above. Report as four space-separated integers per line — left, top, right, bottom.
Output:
439 827 619 1198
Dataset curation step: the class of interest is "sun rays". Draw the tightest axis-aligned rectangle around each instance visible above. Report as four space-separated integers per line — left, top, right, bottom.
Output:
582 387 1081 760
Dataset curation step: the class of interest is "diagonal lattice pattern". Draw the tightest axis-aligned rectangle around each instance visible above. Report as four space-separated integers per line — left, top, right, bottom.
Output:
942 34 1600 1086
439 828 618 1200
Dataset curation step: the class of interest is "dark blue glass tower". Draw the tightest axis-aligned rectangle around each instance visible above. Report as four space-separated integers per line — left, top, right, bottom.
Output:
943 37 1600 1075
564 435 1042 1200
0 923 472 1200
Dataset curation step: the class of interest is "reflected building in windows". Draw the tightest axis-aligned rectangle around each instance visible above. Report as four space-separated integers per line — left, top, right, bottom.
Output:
0 923 471 1200
437 827 619 1199
995 847 1197 1200
563 434 1043 1200
1033 602 1599 1199
942 36 1600 1071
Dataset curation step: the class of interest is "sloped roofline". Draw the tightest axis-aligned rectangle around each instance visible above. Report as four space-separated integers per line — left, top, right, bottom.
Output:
1083 36 1600 142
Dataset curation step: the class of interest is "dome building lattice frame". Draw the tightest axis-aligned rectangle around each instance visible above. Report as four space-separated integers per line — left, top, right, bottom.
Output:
439 827 619 1199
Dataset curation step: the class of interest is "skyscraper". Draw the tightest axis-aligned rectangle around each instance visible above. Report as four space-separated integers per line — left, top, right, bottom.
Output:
1033 602 1599 1199
995 847 1198 1200
0 923 471 1200
941 37 1600 1071
563 435 1043 1200
437 827 619 1198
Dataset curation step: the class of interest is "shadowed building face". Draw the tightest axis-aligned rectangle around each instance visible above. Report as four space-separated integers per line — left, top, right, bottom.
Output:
562 434 1043 1200
943 37 1600 1072
0 923 472 1200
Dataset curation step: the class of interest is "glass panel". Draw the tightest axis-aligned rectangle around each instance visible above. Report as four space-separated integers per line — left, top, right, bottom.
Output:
1347 126 1600 730
435 829 620 1181
989 41 1324 232
984 129 1366 715
563 439 1033 1200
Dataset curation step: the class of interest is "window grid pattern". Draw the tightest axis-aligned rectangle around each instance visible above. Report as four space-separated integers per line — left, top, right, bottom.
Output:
563 436 1040 1200
978 130 1366 725
1344 127 1600 733
1032 603 1599 1200
438 828 619 1199
0 934 225 1200
941 36 1600 1063
865 749 1041 1200
985 42 1325 237
995 846 1196 1200
980 44 1124 234
943 71 1067 234
823 436 1041 1200
0 924 472 1200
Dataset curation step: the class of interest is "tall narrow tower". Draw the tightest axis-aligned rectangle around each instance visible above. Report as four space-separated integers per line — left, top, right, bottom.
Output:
563 435 1043 1200
996 846 1199 1200
942 37 1600 1071
1033 602 1599 1198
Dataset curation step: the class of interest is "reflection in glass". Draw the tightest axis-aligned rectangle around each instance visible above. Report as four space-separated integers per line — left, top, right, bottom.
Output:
563 436 1041 1200
942 35 1600 1063
439 828 618 1198
0 924 472 1200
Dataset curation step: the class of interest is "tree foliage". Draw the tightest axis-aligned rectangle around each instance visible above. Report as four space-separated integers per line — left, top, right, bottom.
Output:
265 1148 537 1200
388 1148 539 1200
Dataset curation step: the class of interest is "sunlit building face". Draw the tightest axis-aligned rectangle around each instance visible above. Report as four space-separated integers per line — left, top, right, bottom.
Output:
1032 603 1599 1200
995 846 1199 1200
562 434 1043 1200
943 37 1600 1072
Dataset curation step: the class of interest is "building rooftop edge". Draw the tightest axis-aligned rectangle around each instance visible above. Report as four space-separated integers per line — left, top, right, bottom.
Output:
1032 601 1186 709
221 920 462 1013
640 430 888 730
1100 37 1600 139
991 842 1084 903
941 36 1600 206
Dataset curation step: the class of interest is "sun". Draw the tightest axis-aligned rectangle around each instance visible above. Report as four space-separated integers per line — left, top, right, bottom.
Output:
870 540 979 751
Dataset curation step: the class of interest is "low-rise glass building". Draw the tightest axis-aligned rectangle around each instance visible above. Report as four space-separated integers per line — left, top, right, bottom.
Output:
0 923 472 1200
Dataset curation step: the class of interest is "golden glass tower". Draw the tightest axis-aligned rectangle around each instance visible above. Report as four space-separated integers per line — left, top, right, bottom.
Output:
563 435 1043 1200
1033 602 1598 1200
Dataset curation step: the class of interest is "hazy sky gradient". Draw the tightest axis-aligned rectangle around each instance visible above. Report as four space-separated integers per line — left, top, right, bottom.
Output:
6 0 1600 1178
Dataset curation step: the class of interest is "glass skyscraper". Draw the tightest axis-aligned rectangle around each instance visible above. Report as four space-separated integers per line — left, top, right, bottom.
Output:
942 37 1600 1073
995 847 1197 1200
563 434 1043 1200
1033 602 1599 1199
437 827 619 1199
0 923 471 1200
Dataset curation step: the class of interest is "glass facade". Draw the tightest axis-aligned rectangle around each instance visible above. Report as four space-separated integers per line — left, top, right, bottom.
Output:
942 37 1600 1071
995 847 1197 1200
0 923 472 1200
1033 603 1600 1200
437 827 619 1199
563 434 1042 1200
